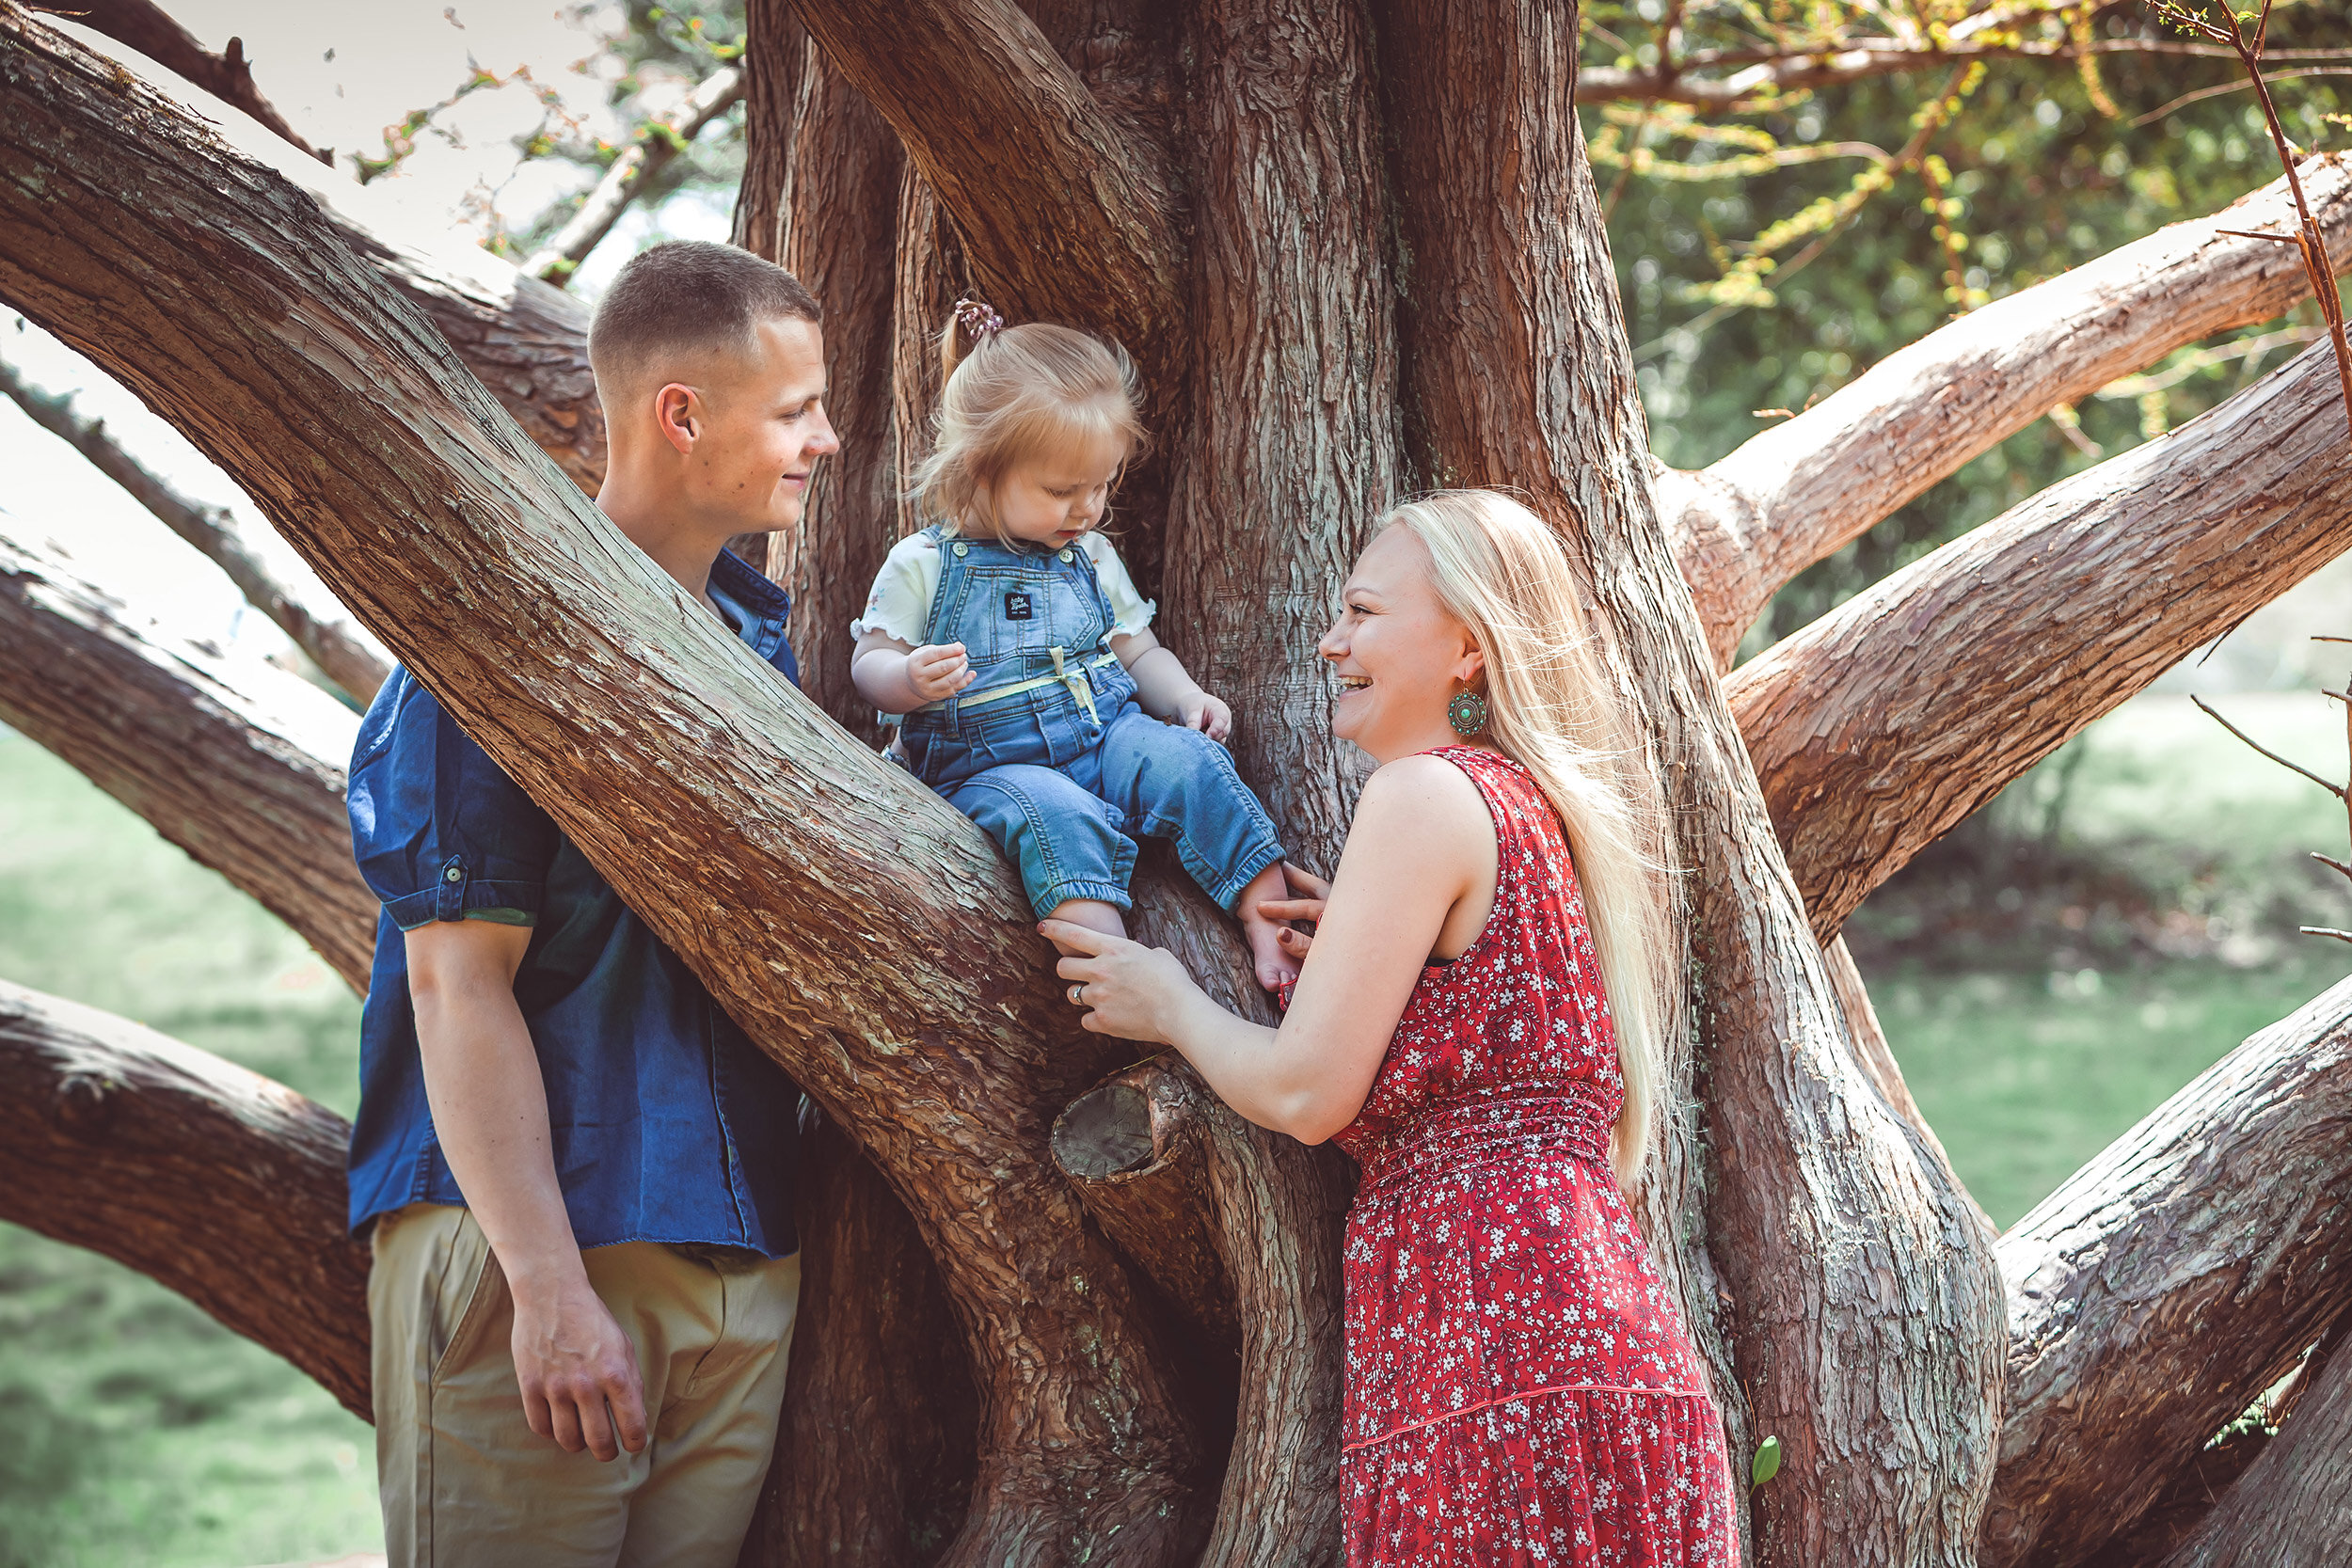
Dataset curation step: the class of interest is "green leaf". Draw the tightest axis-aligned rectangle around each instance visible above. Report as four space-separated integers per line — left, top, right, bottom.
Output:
1751 1434 1783 1487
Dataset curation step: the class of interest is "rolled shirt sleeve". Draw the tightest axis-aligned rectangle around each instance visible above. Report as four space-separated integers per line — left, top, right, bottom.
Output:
1080 531 1156 637
347 673 558 931
850 531 943 645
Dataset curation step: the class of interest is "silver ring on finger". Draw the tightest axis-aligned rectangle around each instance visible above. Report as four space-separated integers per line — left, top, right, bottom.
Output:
1071 983 1087 1006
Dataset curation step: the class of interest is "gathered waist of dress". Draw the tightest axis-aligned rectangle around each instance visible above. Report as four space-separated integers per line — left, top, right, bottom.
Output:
1353 1081 1616 1198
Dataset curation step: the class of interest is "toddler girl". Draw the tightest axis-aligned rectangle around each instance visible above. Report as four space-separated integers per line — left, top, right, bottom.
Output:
850 302 1297 992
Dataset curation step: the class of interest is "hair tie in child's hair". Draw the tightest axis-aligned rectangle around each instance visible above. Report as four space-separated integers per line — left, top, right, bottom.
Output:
954 297 1005 342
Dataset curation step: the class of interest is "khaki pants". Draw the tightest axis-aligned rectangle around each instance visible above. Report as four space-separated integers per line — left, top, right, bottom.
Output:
369 1204 799 1568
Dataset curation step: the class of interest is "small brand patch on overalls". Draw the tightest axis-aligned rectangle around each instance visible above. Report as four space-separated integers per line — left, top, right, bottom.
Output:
1003 590 1035 622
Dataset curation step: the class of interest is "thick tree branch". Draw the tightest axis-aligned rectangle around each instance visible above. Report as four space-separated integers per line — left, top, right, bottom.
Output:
1668 152 2352 668
792 0 1181 382
0 523 373 992
0 354 389 703
2158 1332 2352 1568
1377 4 2005 1560
1729 337 2352 944
0 15 1204 1560
0 978 370 1416
1986 974 2352 1568
523 61 745 287
29 0 326 161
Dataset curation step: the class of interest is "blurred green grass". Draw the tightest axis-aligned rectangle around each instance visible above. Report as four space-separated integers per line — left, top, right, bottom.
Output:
0 689 2347 1560
1850 691 2352 1228
0 735 378 1568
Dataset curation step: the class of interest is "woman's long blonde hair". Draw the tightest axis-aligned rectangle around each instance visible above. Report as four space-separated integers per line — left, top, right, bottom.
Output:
907 306 1146 540
1386 490 1675 1186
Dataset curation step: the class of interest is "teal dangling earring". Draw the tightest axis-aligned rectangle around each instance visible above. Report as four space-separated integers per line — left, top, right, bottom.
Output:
1447 686 1489 737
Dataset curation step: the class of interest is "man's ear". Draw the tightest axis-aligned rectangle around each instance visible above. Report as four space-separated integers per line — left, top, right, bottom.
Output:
652 383 702 455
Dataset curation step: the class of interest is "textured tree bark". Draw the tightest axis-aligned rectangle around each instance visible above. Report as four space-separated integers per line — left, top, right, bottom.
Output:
760 40 902 732
793 0 1180 383
1986 975 2352 1568
0 353 390 703
728 0 804 269
31 0 326 161
2159 1338 2352 1568
1664 152 2352 667
0 978 370 1415
1053 1058 1236 1347
1820 934 1994 1241
27 21 612 499
1375 5 2006 1561
0 524 373 992
738 1111 978 1568
1731 339 2352 946
0 19 1200 1564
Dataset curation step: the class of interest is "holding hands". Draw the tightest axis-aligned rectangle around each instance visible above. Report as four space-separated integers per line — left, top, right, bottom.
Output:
1041 919 1204 1042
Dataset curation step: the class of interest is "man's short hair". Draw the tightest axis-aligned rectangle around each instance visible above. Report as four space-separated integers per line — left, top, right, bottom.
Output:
587 241 822 396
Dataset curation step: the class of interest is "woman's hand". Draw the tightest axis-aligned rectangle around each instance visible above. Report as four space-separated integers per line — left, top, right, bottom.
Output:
1254 862 1330 964
1040 920 1204 1043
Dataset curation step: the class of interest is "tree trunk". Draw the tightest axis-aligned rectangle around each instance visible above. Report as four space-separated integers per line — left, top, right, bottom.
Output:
1731 338 2352 944
750 30 903 732
1661 151 2352 666
0 523 373 992
737 1112 979 1568
1 17 1203 1562
1374 6 2004 1560
0 978 369 1415
1986 974 2352 1568
22 3 2352 1564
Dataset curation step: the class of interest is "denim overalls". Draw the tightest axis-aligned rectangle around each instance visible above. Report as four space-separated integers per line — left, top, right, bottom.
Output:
898 526 1285 919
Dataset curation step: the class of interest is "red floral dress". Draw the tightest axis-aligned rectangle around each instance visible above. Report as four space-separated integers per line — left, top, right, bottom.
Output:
1333 747 1739 1567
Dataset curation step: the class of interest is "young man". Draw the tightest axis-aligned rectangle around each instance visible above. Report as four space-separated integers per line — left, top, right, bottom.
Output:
346 241 837 1567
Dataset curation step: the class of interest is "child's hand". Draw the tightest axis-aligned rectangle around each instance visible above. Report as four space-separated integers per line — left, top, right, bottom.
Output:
1177 690 1233 743
906 642 976 703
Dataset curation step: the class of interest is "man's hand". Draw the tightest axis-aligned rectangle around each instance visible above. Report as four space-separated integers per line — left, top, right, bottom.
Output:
906 641 976 704
511 1269 648 1461
1176 689 1233 743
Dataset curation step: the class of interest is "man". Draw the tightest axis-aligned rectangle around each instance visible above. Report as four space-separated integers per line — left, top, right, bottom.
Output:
346 240 837 1567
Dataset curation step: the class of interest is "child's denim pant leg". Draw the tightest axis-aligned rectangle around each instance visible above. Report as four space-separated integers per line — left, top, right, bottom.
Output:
1082 711 1286 911
941 764 1139 917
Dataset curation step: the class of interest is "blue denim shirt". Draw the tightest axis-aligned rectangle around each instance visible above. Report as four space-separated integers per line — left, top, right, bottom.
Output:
344 549 800 1257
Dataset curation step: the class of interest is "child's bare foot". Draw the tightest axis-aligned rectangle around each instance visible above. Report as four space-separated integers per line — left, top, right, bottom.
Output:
1235 863 1303 993
1043 897 1126 955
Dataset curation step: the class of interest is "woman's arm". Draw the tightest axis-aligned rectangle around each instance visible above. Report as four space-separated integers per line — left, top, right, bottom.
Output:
1046 752 1495 1142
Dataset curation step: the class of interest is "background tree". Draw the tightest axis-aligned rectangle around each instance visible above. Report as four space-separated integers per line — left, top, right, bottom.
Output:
2 2 2351 1566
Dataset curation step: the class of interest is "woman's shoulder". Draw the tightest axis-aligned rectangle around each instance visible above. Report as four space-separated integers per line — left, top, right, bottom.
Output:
1359 751 1496 836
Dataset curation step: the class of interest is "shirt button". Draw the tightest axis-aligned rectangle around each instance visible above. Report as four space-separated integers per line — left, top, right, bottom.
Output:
1057 548 1073 562
952 542 969 557
442 865 463 883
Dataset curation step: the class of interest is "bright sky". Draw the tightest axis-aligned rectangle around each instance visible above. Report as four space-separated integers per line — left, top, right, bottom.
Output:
3 0 732 659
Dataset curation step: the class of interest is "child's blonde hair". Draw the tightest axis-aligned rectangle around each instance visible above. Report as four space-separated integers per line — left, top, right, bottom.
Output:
1383 490 1675 1188
909 302 1147 540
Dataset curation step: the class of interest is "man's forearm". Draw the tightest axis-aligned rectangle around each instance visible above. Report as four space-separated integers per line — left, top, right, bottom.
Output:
412 965 583 1290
